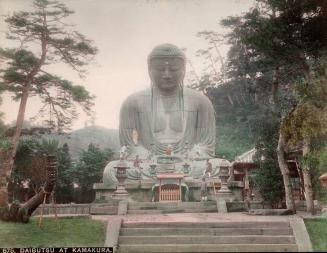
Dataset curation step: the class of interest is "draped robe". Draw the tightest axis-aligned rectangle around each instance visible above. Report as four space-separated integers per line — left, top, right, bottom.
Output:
119 87 216 159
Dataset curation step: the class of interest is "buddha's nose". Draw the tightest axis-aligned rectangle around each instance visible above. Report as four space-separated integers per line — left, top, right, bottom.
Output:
163 68 172 78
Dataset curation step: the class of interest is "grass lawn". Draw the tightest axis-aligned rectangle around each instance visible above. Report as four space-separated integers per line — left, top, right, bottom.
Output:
0 217 106 247
305 218 327 252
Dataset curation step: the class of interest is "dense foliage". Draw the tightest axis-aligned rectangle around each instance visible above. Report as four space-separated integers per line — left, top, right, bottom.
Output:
252 111 284 207
55 143 74 203
196 0 327 206
11 139 113 204
10 139 53 202
73 143 113 203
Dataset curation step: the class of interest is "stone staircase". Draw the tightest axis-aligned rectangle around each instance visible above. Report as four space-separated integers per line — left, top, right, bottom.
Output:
127 201 217 214
117 220 298 252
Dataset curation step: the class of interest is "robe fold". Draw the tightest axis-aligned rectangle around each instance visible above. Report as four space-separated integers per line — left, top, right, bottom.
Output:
119 87 216 159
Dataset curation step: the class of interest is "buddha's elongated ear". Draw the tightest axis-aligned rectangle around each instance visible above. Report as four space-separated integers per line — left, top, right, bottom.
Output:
148 65 155 84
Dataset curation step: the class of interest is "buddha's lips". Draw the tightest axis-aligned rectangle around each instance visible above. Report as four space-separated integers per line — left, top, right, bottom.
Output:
161 81 175 87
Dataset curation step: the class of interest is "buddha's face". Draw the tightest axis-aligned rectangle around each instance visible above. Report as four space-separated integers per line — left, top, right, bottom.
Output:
149 57 185 94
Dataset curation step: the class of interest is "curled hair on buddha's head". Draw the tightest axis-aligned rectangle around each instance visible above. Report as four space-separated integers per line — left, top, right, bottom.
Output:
147 43 186 65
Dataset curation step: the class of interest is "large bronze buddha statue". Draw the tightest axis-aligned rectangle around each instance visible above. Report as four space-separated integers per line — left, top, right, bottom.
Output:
103 44 220 185
120 43 215 158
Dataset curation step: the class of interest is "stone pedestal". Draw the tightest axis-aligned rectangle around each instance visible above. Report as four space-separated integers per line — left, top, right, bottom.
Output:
216 191 234 202
112 186 129 199
216 198 228 213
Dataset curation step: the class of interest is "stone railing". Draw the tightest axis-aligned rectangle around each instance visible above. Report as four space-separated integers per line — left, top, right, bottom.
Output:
32 203 91 216
32 202 119 215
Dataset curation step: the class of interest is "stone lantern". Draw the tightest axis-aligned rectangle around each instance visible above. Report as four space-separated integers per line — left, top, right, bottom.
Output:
218 159 232 194
319 173 327 188
216 159 233 205
113 160 129 198
182 162 190 174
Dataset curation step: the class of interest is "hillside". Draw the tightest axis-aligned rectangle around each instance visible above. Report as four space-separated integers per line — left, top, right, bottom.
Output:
48 126 120 159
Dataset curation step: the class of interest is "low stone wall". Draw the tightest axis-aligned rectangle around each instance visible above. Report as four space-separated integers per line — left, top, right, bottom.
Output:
33 203 91 216
227 200 323 212
295 200 322 212
226 201 271 212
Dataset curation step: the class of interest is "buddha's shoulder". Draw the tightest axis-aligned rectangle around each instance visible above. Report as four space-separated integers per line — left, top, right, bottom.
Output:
122 88 151 105
184 87 212 105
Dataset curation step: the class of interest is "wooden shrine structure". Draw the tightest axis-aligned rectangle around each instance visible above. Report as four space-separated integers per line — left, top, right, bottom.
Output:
157 173 184 202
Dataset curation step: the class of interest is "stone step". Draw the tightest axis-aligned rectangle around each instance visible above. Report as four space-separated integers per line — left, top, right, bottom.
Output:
121 221 291 228
130 206 158 210
118 235 296 244
120 227 293 236
127 208 217 214
182 208 217 213
128 205 216 210
117 243 298 252
128 205 217 211
127 209 164 214
128 202 216 208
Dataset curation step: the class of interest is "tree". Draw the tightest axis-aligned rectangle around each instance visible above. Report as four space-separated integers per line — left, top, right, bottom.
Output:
195 30 259 159
253 111 285 207
282 57 327 213
0 92 8 149
74 144 113 203
0 0 97 219
211 0 326 213
55 143 74 203
10 139 47 202
0 138 58 222
207 84 257 160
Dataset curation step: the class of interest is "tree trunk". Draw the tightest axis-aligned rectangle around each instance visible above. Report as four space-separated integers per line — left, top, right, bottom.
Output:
227 94 234 106
0 155 57 223
277 128 296 213
302 139 315 214
270 67 279 105
0 79 33 213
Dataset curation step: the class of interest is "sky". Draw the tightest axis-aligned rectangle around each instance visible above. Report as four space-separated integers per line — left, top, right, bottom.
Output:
0 0 254 130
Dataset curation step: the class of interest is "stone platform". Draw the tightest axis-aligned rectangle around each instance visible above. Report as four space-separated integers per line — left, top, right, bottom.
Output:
94 179 244 202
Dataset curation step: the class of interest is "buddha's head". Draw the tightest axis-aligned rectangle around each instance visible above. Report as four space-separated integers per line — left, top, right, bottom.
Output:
148 43 186 94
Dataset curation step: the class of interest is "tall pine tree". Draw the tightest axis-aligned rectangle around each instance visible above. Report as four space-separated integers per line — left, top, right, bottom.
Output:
0 0 97 221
